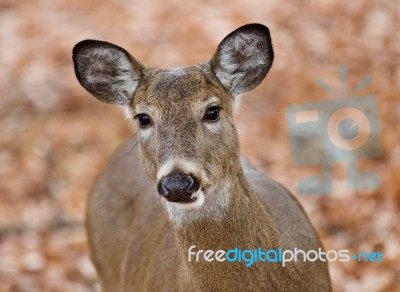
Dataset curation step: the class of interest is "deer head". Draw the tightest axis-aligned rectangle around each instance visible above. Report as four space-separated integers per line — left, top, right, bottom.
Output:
73 23 273 221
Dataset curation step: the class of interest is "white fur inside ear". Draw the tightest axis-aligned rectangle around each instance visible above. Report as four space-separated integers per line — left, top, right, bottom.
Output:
78 45 140 104
214 31 271 96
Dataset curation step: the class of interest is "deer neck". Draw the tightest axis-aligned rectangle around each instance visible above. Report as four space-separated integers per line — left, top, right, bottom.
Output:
169 167 283 289
173 169 280 248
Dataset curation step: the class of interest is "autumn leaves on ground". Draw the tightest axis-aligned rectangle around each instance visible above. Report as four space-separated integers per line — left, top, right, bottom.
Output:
0 1 399 291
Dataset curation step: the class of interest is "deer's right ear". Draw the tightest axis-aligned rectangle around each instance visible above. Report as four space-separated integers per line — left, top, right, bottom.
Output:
72 40 142 105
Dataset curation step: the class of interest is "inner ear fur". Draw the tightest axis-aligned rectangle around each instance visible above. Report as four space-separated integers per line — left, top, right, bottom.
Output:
73 40 142 105
211 23 274 96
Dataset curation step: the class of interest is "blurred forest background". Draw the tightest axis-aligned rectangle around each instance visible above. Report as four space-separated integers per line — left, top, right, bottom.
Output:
0 0 399 291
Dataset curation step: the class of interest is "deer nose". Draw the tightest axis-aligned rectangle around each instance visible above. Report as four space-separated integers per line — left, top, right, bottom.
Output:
157 172 200 203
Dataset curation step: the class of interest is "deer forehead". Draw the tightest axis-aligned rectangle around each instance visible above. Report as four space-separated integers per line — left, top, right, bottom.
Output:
133 67 230 115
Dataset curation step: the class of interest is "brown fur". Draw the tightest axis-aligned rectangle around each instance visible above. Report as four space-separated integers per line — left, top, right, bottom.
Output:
73 24 332 291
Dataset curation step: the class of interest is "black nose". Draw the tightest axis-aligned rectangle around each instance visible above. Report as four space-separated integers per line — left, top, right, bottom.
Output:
157 172 200 203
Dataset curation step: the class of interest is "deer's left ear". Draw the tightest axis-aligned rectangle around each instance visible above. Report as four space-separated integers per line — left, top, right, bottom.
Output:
211 23 274 97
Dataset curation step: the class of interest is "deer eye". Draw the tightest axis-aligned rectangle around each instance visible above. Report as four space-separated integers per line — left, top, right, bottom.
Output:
134 113 153 129
203 106 221 122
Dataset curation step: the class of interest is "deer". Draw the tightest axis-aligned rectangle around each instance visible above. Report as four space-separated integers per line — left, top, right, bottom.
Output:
72 23 332 291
